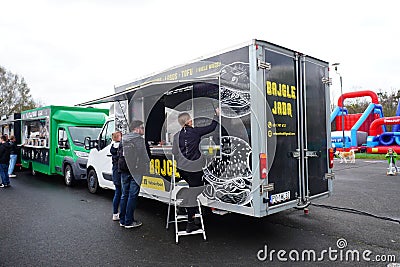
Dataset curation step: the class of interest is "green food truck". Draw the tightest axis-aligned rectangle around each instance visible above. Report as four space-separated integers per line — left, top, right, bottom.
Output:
20 106 108 186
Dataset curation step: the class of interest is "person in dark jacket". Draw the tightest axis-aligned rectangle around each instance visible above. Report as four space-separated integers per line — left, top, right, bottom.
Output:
110 131 122 221
8 135 18 178
118 120 150 229
0 135 11 188
172 108 220 232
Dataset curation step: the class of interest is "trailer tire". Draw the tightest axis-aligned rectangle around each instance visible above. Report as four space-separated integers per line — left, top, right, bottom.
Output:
87 169 100 194
64 164 74 187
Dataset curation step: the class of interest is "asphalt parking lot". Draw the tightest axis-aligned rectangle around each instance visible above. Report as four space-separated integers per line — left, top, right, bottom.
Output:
0 159 399 266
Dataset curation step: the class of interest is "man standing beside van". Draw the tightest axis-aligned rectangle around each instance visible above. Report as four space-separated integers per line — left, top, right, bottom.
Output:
0 135 11 188
118 120 150 229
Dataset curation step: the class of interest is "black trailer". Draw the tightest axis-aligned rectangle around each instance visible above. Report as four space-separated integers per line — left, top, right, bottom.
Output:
80 39 334 217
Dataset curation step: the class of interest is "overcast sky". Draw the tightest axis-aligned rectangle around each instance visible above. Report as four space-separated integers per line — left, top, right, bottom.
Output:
1 0 399 108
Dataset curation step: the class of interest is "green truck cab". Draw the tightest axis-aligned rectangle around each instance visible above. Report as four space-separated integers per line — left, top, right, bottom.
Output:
20 106 108 186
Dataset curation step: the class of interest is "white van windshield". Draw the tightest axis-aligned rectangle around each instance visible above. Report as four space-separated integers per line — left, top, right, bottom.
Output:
68 126 102 146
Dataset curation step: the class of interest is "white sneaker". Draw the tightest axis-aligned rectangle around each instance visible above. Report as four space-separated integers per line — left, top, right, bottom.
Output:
9 174 16 178
125 220 142 229
112 213 119 221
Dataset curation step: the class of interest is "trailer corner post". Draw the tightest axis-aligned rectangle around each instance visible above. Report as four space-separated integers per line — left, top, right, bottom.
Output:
249 42 268 217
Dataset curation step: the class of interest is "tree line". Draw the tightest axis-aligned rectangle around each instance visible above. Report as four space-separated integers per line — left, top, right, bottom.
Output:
344 90 400 117
0 65 38 116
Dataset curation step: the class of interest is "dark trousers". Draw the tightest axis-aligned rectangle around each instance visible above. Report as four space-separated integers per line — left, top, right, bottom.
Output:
178 169 203 222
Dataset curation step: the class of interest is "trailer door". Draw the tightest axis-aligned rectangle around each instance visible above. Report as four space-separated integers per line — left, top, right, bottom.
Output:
301 56 330 199
263 43 330 210
264 46 300 208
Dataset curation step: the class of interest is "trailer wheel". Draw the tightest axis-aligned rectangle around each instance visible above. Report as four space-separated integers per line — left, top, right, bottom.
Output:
87 169 99 194
64 164 74 187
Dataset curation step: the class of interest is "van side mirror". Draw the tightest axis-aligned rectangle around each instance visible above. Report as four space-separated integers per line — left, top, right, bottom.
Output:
84 136 97 150
58 140 65 149
58 140 69 149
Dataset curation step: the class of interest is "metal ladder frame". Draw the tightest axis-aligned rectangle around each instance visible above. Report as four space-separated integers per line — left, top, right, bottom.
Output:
165 155 207 244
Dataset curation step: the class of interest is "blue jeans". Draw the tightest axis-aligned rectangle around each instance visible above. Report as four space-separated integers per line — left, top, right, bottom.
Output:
112 165 122 214
119 172 141 225
0 164 10 185
8 154 17 175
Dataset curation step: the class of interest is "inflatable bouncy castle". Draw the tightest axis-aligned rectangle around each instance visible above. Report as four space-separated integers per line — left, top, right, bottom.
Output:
331 90 400 153
366 100 400 153
330 90 383 149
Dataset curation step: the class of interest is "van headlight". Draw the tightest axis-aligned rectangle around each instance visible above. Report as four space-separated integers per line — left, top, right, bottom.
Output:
74 151 89 158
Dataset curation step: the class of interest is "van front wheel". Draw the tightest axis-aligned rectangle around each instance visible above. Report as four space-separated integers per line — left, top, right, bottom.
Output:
87 169 99 194
64 164 74 186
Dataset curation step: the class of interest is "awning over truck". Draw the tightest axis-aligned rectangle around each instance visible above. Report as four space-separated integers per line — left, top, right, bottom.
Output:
76 77 219 106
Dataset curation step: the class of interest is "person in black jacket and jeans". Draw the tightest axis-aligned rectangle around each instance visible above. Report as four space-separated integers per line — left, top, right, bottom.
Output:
172 108 220 232
8 135 18 178
110 131 122 221
118 120 150 229
0 135 11 188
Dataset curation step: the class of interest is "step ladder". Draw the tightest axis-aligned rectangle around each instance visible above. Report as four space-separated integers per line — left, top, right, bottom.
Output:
165 155 206 244
170 186 207 244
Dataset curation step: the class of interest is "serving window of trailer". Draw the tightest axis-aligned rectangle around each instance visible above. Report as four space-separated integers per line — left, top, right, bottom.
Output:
22 117 50 148
128 82 221 153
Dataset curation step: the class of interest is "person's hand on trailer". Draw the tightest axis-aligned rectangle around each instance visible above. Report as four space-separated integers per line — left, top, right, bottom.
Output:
214 107 220 116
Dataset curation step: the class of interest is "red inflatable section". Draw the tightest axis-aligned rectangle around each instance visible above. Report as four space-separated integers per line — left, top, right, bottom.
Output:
337 90 379 107
336 113 377 134
367 146 400 154
369 116 400 136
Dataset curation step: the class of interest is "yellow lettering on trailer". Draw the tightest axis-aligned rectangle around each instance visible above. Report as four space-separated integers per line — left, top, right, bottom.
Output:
271 101 292 117
208 62 221 69
149 159 155 174
181 68 193 78
160 159 167 176
196 65 208 72
266 81 296 100
165 73 178 81
155 159 160 175
149 159 180 178
290 86 296 99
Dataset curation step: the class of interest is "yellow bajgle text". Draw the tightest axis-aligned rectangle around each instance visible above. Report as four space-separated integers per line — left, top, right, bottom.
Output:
266 81 295 117
150 159 180 178
266 81 296 99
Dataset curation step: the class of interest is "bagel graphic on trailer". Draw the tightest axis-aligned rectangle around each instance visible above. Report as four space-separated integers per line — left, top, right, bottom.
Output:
203 136 252 205
220 62 250 118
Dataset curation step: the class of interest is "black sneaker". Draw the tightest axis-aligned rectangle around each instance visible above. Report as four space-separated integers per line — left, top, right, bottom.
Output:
0 184 4 188
194 217 201 226
186 221 200 233
3 184 11 188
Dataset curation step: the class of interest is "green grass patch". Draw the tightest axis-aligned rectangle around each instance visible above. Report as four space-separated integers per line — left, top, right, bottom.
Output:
355 153 386 160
